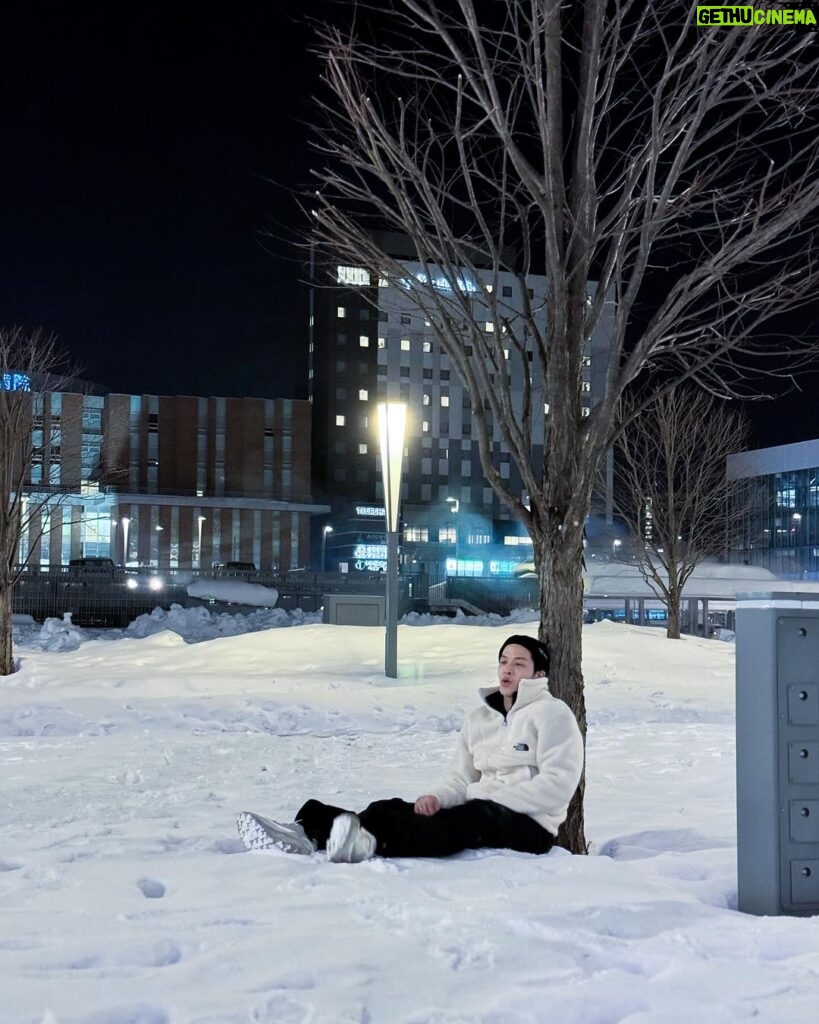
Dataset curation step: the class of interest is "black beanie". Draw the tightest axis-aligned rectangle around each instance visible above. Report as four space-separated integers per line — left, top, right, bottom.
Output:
498 634 550 675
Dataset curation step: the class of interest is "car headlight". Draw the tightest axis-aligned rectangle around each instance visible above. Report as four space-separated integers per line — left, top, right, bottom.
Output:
148 576 164 591
126 577 139 590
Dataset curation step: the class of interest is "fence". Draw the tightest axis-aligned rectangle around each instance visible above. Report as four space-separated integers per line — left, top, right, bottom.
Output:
11 567 414 628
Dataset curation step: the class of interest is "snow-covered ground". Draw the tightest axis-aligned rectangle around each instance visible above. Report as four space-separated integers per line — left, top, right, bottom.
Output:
3 612 818 1024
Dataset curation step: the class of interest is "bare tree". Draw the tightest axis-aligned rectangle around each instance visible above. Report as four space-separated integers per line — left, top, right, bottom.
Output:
0 327 77 676
612 389 752 639
307 0 819 851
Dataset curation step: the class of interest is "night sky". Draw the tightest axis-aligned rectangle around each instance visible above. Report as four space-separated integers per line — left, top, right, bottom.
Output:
2 5 817 448
1 4 316 401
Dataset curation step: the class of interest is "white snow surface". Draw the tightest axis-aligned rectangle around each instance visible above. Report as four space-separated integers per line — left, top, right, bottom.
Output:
3 615 817 1024
186 579 280 607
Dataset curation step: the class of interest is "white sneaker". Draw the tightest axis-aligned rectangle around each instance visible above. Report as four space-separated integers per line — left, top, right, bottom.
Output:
326 812 377 863
237 812 317 855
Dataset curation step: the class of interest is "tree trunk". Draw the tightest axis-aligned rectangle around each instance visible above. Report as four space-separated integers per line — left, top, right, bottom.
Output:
0 582 14 676
539 529 588 854
666 592 681 639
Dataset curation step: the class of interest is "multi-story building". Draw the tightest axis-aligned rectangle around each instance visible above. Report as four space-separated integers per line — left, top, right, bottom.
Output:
308 249 614 575
727 437 819 579
14 385 326 571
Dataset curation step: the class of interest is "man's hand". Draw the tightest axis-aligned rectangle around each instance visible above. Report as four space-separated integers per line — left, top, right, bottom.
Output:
414 794 441 816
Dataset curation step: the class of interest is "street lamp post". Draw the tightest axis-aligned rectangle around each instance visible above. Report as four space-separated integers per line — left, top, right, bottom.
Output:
121 516 131 566
446 496 460 575
196 516 206 569
378 402 407 679
321 524 333 571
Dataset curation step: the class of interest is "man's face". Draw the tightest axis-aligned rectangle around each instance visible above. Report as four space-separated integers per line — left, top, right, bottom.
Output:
497 643 544 699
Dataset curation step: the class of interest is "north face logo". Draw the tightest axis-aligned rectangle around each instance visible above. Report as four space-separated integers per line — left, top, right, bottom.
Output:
513 742 529 752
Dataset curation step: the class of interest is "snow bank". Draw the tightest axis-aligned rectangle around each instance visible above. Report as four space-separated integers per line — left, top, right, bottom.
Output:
187 577 279 606
125 602 321 641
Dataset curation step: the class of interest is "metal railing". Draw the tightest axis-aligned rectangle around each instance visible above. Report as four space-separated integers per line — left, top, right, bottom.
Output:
11 566 415 628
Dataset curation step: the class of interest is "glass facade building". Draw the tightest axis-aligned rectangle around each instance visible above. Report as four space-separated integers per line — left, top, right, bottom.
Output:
727 439 819 579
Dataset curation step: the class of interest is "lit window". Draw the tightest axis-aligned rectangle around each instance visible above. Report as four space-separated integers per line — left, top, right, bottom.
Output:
544 403 550 414
400 338 411 351
309 315 314 326
423 394 431 406
424 319 431 327
504 349 510 359
360 336 369 347
378 276 389 288
486 284 494 293
439 526 456 542
336 415 346 426
378 337 386 349
337 306 346 318
581 381 591 392
422 341 432 353
582 355 591 367
337 266 370 286
359 389 369 401
581 406 590 417
485 322 495 332
358 443 368 454
404 527 429 542
441 396 449 407
422 421 429 432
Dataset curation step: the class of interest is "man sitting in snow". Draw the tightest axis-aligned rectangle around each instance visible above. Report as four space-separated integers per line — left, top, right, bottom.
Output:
237 634 584 863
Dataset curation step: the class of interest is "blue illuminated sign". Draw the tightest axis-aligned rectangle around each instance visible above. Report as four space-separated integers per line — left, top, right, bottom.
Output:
0 372 31 391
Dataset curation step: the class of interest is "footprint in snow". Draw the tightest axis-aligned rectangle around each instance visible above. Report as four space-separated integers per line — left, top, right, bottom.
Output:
137 877 166 899
0 859 23 872
252 994 312 1023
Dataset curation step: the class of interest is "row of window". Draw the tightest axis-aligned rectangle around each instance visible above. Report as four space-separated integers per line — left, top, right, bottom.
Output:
335 402 589 427
403 527 493 544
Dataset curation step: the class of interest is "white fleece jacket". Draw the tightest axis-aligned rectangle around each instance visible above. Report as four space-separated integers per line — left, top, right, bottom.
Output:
432 678 584 835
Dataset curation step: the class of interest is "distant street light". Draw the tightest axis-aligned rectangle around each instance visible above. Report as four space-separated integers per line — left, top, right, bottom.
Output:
378 402 407 678
612 538 622 558
446 496 460 575
321 524 333 572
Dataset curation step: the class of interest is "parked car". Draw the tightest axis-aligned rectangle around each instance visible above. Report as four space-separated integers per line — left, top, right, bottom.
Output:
68 557 118 574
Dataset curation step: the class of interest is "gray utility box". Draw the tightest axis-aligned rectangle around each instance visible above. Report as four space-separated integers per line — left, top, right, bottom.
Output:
736 592 819 916
323 594 386 627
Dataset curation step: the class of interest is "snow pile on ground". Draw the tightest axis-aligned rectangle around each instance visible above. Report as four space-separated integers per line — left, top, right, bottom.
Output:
402 606 538 627
2 618 814 1024
125 603 321 642
22 614 93 653
187 578 279 606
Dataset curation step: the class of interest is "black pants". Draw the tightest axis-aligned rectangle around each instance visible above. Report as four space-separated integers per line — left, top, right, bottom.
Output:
295 797 555 858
